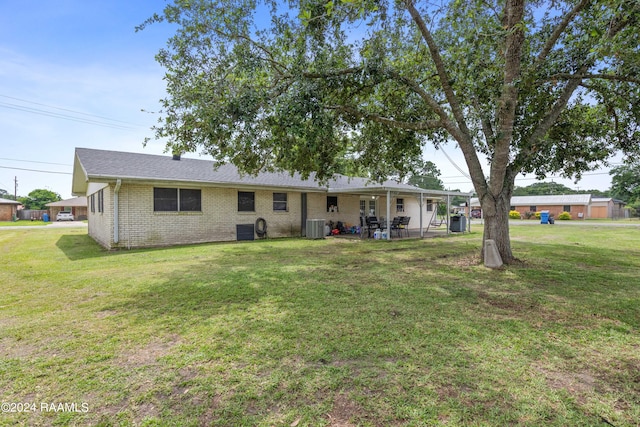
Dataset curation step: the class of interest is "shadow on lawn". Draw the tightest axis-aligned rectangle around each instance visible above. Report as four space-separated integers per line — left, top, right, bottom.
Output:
56 234 109 260
55 234 187 261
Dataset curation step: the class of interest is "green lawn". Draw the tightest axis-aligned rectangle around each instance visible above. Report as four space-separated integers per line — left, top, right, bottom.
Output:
0 220 50 227
0 226 638 426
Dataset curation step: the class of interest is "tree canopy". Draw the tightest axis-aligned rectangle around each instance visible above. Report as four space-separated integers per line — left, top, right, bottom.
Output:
141 0 640 264
19 189 61 210
511 181 609 197
406 160 445 191
0 189 16 200
610 161 640 214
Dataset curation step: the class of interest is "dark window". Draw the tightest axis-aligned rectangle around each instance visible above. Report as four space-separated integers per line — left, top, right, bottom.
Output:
510 206 516 211
97 189 104 213
563 205 571 212
154 188 201 212
426 199 433 212
530 205 537 212
396 198 404 212
154 188 178 211
90 194 95 213
238 191 255 212
273 192 288 211
327 196 338 212
180 189 201 211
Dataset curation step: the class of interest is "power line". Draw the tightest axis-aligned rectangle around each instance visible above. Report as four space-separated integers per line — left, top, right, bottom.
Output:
0 157 71 167
0 102 139 131
439 146 472 179
0 165 72 175
0 94 143 127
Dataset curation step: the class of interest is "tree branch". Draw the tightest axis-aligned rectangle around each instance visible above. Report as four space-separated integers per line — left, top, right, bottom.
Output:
548 73 640 84
522 5 636 164
534 0 591 67
404 0 487 195
324 105 442 131
403 0 471 141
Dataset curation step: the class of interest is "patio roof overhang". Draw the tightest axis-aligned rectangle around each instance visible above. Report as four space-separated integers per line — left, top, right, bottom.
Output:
327 185 474 199
328 184 474 240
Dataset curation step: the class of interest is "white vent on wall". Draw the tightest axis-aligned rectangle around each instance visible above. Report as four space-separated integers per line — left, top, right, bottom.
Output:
306 219 325 239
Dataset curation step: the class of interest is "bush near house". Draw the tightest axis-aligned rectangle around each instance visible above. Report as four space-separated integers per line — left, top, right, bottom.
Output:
557 211 572 220
534 211 541 220
509 210 522 219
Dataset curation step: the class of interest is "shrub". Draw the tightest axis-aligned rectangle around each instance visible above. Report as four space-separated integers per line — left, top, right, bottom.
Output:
509 210 521 219
557 211 571 220
534 211 541 220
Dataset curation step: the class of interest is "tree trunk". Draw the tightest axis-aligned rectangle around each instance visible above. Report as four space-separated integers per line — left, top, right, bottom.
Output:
480 191 514 265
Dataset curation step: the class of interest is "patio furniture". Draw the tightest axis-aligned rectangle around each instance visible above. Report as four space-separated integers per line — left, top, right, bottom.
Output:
365 216 380 238
399 216 411 237
390 217 402 237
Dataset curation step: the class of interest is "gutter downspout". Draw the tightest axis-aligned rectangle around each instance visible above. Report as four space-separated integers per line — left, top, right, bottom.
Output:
113 179 122 245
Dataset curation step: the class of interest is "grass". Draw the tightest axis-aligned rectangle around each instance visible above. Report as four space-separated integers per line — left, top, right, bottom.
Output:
0 225 638 426
0 220 50 227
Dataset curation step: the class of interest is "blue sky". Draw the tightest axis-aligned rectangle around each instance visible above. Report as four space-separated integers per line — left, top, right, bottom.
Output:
0 0 615 200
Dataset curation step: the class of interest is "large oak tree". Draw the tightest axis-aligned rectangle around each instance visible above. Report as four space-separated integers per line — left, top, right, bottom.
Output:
140 0 640 263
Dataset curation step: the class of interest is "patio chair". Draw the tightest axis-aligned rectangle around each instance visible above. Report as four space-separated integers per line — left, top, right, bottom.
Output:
399 216 411 237
390 217 402 237
365 216 379 238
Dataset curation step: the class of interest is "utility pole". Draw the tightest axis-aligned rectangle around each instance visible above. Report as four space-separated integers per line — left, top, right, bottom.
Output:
14 176 18 200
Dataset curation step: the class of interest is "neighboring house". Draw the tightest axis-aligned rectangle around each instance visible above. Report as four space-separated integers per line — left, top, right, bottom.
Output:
589 198 626 219
46 197 88 220
72 148 472 249
0 197 21 221
470 194 593 219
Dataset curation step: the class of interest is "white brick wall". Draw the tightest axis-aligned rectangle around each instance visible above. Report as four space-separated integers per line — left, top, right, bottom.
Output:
87 182 439 249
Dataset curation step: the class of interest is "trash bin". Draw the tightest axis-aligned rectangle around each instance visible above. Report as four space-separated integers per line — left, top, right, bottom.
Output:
540 210 549 224
450 214 466 232
43 213 49 222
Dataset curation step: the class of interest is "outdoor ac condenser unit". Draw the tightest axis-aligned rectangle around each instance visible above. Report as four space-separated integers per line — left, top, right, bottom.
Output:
306 219 325 239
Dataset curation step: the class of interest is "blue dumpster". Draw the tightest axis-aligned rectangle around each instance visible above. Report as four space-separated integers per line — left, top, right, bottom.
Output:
540 210 549 224
43 213 49 222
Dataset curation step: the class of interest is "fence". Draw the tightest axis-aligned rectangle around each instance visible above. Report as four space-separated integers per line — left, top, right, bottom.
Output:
17 209 49 220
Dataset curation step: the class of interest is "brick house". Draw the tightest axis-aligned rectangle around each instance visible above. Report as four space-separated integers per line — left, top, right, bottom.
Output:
72 148 471 249
46 197 88 220
0 197 21 221
470 194 592 219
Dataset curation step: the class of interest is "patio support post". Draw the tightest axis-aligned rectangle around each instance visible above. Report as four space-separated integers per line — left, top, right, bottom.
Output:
467 195 471 233
386 189 391 240
419 193 424 238
447 194 451 235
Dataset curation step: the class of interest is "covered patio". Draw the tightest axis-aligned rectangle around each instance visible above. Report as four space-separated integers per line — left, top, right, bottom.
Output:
328 184 474 240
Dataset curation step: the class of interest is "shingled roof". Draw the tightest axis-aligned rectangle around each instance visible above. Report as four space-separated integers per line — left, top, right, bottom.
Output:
72 148 462 197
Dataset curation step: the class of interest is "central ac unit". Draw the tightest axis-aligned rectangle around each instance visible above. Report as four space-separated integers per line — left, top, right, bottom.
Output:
306 219 326 239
